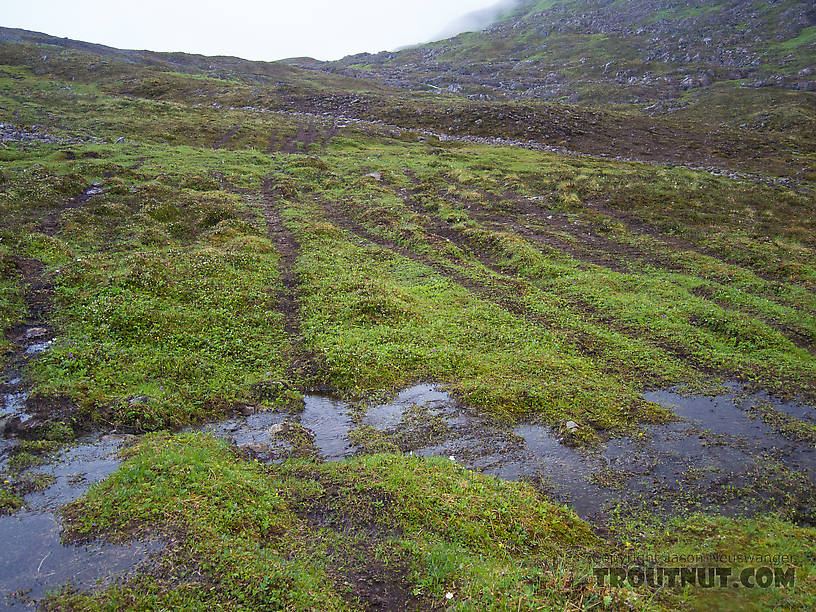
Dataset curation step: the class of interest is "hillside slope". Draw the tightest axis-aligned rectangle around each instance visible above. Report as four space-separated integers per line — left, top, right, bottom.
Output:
2 28 813 181
306 0 816 102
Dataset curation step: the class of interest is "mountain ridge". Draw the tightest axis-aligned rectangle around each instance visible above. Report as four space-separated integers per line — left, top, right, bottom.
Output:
292 0 816 105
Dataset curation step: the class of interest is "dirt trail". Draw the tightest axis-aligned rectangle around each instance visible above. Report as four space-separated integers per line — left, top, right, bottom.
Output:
39 183 103 237
317 197 528 313
687 285 815 354
260 176 327 388
397 173 637 276
213 123 242 149
454 183 753 283
261 177 301 338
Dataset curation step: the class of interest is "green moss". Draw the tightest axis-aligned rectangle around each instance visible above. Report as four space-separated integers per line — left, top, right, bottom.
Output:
55 433 816 610
58 433 601 609
0 486 24 514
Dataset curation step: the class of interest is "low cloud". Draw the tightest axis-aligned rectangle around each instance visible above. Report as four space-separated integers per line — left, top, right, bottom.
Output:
430 0 529 41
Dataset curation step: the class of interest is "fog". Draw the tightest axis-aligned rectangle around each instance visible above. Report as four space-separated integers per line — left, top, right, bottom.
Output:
432 0 527 41
1 0 513 61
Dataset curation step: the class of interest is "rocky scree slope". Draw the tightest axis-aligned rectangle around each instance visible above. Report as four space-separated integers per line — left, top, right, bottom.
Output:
291 0 816 104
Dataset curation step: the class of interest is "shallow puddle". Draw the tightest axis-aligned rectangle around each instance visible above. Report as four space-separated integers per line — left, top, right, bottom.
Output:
198 394 355 460
300 396 355 459
619 386 816 516
199 409 289 447
287 382 816 521
23 341 51 356
1 375 31 443
0 435 162 609
363 384 451 430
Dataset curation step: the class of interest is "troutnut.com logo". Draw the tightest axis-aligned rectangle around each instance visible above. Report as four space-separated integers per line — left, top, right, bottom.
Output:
594 566 796 589
590 553 800 590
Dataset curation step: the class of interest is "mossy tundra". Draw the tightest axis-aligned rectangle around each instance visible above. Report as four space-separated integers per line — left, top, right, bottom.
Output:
0 24 814 612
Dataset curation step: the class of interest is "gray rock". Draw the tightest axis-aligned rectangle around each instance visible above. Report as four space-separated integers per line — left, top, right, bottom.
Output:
238 442 270 456
101 433 136 443
268 422 288 436
565 420 579 433
128 395 153 406
25 327 49 340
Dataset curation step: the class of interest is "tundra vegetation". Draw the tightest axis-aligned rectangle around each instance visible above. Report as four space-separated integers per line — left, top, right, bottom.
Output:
0 8 815 610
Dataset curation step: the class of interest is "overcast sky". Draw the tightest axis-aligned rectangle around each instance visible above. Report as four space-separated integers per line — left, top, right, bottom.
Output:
1 0 506 61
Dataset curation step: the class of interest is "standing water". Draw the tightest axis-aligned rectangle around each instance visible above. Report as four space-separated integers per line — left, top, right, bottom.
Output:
1 323 161 609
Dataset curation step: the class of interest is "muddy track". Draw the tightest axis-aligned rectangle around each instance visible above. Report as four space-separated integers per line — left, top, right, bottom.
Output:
406 168 815 309
296 477 424 611
317 196 528 313
394 189 716 370
213 123 242 149
445 181 816 319
39 184 101 237
261 177 301 338
689 285 815 354
404 171 645 276
260 176 329 388
354 181 816 396
581 200 816 296
506 198 816 336
1 256 66 441
462 184 764 284
457 192 816 348
316 196 698 392
11 258 51 328
423 185 634 275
